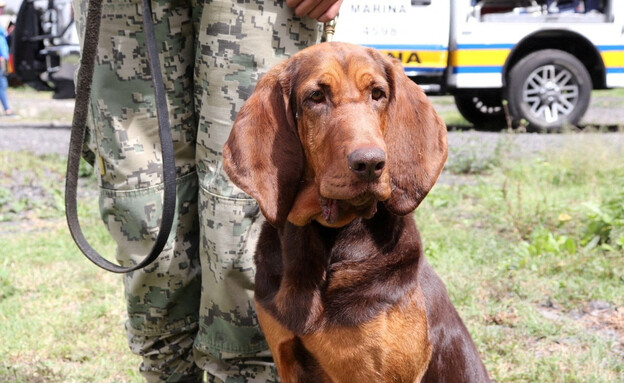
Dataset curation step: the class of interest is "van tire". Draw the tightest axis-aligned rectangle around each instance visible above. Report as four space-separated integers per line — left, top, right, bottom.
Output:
505 49 591 131
453 89 506 129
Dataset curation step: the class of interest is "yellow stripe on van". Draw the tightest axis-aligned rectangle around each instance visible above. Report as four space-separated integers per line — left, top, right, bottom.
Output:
601 51 624 68
382 50 448 68
450 49 511 67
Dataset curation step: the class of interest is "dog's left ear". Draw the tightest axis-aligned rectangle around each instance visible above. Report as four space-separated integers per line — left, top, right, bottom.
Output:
223 59 304 227
380 53 448 215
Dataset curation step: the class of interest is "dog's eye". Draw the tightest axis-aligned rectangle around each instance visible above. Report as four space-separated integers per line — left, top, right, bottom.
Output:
371 88 385 101
309 90 325 103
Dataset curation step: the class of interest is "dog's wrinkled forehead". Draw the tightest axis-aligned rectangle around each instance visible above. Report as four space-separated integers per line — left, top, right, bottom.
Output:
290 44 389 100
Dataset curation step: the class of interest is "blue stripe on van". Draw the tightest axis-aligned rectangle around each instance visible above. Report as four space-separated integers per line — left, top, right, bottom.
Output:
363 44 448 51
452 66 502 74
456 44 514 50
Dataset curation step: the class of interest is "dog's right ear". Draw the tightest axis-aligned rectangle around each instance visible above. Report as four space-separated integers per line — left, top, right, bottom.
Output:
223 59 304 227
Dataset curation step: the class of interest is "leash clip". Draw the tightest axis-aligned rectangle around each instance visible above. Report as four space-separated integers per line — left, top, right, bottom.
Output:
322 17 338 42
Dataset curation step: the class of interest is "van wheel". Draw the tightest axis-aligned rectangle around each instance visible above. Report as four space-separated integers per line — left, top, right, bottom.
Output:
505 49 591 131
453 89 506 129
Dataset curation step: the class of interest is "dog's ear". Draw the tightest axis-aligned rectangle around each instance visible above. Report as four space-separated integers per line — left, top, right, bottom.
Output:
380 53 448 215
223 59 304 227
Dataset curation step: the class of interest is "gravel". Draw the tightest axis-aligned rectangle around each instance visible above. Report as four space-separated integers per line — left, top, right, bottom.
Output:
2 94 623 158
0 84 622 161
0 125 72 155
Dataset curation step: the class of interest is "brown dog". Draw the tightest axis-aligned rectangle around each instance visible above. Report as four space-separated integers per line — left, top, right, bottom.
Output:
224 42 491 383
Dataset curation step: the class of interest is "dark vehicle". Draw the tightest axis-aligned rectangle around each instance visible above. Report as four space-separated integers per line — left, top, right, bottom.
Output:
12 0 78 99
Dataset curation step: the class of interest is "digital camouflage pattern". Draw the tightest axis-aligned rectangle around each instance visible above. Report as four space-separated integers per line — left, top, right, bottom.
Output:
73 0 321 381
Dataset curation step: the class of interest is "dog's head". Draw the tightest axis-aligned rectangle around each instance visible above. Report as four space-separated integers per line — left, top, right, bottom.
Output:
224 42 447 228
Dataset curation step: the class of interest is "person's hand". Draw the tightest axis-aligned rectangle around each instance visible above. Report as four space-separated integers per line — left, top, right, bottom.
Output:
286 0 343 22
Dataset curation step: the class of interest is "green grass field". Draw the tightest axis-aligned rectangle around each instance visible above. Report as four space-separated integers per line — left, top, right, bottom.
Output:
420 131 624 382
1 126 623 380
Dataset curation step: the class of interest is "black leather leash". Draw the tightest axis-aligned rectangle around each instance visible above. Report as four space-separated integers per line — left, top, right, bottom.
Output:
65 0 176 273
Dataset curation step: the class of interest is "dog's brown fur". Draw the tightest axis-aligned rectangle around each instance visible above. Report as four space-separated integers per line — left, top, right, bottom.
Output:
224 42 490 383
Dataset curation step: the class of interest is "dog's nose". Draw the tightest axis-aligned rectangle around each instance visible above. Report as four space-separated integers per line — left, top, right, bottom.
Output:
348 147 386 182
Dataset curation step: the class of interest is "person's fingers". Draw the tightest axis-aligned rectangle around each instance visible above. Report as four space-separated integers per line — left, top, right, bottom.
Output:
317 0 342 22
293 0 318 18
308 0 336 20
287 0 342 22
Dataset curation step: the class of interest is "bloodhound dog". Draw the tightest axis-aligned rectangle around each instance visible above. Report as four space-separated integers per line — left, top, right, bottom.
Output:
223 42 491 383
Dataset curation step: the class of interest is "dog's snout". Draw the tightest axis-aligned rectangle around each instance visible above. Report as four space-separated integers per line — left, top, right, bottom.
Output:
348 147 386 182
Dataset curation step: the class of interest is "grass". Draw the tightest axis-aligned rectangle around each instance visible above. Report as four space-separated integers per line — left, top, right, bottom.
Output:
594 87 624 99
1 130 623 382
428 95 471 127
417 131 624 382
0 151 141 383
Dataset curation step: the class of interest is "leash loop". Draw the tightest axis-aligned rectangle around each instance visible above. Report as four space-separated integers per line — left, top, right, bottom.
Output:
65 0 176 273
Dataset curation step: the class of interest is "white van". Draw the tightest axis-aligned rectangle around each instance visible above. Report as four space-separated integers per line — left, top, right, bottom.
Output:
334 0 624 130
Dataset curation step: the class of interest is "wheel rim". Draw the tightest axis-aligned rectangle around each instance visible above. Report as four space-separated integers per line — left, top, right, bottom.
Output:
470 95 503 116
522 64 579 124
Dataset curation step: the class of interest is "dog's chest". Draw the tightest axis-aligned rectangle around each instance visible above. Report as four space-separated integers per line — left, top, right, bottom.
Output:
257 213 433 382
257 212 424 327
300 287 432 383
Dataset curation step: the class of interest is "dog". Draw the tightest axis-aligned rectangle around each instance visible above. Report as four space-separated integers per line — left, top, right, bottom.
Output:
223 42 491 383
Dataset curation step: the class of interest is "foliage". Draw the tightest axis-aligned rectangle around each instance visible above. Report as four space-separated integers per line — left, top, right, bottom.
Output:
582 179 624 250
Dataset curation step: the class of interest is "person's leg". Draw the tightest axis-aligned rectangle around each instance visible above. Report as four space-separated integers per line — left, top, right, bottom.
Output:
0 75 10 112
73 0 202 381
191 1 320 381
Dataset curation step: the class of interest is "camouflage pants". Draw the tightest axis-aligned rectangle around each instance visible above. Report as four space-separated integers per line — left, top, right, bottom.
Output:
73 0 320 381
